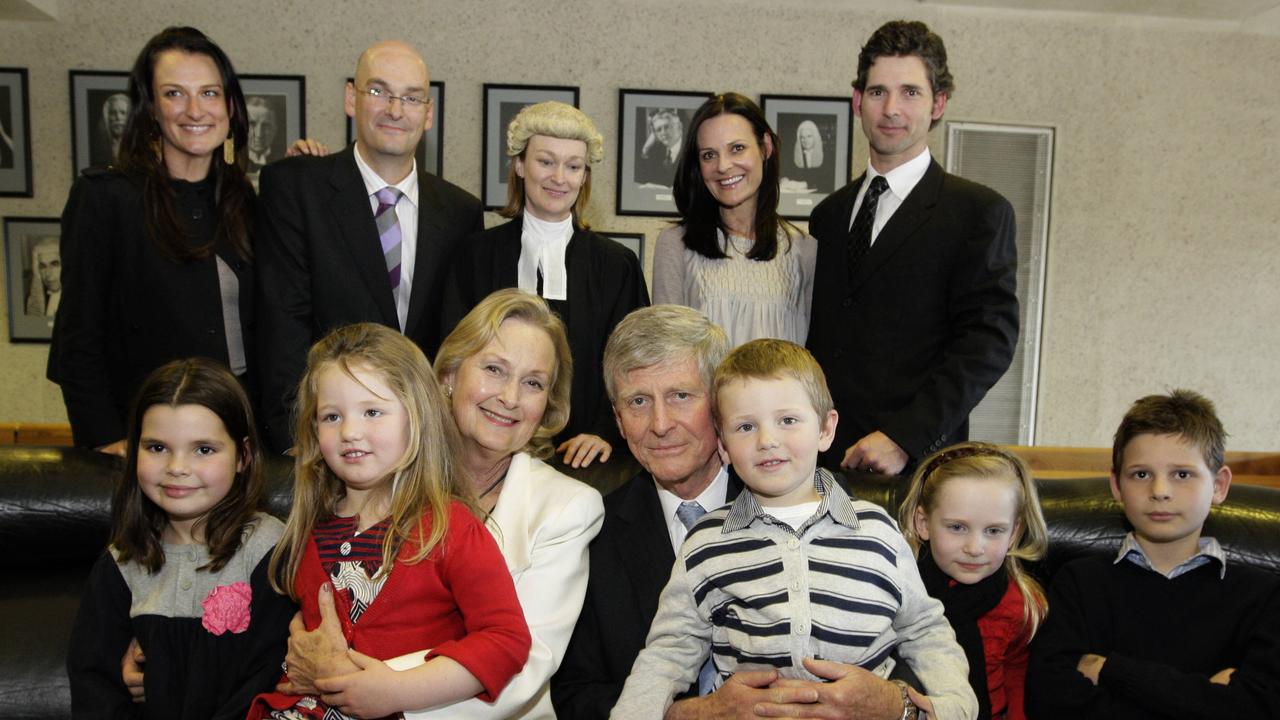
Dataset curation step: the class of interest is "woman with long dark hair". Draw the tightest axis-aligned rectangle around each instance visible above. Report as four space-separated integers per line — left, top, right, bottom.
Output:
48 26 256 455
651 92 816 347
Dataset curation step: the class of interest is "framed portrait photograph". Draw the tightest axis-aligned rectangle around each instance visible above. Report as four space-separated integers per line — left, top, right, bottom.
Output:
616 89 712 217
600 231 644 266
69 70 130 175
240 74 306 189
4 217 61 342
760 94 853 219
0 68 32 197
482 83 579 210
347 79 443 177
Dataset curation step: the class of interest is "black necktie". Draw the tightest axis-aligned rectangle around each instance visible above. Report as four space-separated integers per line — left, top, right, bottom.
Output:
847 175 889 277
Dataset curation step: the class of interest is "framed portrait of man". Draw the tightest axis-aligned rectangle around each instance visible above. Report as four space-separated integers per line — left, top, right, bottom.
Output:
0 67 31 197
346 79 443 177
240 74 306 190
69 70 130 175
616 89 712 217
760 94 852 220
481 83 579 210
4 217 61 342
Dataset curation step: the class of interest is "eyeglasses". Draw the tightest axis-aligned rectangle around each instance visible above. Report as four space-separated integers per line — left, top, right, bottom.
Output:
355 85 430 110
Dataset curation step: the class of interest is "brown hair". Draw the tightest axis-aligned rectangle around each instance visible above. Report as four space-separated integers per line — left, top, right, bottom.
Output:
112 358 264 574
1111 389 1227 474
853 20 954 130
900 442 1049 637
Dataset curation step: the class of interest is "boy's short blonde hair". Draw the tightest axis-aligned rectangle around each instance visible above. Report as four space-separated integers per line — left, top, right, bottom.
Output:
1111 389 1227 473
712 339 833 426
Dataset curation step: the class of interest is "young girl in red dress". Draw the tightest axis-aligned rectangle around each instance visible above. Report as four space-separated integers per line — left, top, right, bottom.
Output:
248 323 530 719
900 442 1050 720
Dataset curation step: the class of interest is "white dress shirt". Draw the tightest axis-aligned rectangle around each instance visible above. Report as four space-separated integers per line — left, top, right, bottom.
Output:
656 465 730 552
846 147 932 246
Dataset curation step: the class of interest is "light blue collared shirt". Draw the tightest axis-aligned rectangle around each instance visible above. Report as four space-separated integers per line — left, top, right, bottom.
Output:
1114 532 1227 579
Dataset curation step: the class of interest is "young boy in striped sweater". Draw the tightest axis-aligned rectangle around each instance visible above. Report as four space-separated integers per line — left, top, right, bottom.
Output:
613 339 977 719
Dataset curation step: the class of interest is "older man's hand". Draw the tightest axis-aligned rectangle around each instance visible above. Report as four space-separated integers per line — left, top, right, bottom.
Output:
664 669 821 720
275 582 359 695
762 659 905 719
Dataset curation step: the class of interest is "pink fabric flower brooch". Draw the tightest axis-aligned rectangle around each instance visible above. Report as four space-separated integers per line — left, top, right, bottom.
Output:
202 582 252 635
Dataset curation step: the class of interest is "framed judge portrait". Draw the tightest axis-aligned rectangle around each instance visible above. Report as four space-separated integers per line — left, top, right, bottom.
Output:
0 68 31 197
69 70 130 175
346 79 443 177
240 74 305 189
760 94 852 220
5 217 61 342
482 83 580 210
616 89 712 217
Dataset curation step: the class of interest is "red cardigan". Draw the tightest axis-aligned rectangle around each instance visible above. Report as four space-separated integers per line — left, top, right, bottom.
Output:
980 578 1032 720
252 501 529 717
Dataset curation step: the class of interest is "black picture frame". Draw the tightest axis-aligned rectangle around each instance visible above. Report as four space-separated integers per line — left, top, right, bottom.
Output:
615 89 713 217
600 231 645 266
0 68 32 197
760 94 853 220
346 79 443 177
481 83 580 210
4 216 61 342
240 74 306 190
69 70 130 175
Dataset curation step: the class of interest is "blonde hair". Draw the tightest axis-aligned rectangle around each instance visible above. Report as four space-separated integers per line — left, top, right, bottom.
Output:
711 338 834 428
500 100 604 221
434 289 572 460
269 323 469 599
899 442 1049 637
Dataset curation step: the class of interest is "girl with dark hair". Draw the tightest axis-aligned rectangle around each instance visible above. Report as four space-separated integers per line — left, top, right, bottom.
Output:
48 26 257 455
66 358 293 719
652 92 816 348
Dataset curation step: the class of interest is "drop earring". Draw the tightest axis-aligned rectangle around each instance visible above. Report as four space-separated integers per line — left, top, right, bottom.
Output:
223 137 235 164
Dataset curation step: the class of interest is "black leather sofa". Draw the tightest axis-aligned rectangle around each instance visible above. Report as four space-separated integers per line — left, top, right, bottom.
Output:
3 447 1278 719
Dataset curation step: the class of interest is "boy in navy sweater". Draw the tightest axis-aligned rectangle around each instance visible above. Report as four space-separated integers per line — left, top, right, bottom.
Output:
1025 389 1280 718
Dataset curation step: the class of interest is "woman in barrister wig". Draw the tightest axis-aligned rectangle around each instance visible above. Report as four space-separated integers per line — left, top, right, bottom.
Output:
442 101 648 468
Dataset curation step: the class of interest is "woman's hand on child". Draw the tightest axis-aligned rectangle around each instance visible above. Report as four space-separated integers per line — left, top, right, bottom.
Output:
557 434 612 468
1076 653 1107 686
276 583 357 695
120 638 145 703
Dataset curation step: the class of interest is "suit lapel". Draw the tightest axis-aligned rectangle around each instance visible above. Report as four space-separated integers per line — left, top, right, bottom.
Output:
848 160 943 295
405 172 445 338
614 473 677 622
328 148 398 326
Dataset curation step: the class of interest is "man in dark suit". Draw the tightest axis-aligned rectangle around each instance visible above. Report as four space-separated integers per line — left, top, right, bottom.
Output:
554 306 917 719
256 40 482 452
807 20 1019 476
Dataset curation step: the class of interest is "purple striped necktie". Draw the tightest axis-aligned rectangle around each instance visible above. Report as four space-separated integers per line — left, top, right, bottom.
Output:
374 187 403 291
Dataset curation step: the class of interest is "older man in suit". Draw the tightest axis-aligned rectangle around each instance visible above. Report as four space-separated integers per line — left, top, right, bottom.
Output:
807 20 1019 477
256 39 482 452
554 306 923 720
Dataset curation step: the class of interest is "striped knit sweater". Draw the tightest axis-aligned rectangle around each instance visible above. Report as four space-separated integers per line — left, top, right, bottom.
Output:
612 469 977 720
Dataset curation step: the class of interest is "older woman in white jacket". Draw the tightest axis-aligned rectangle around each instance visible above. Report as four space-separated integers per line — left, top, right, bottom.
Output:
274 289 603 719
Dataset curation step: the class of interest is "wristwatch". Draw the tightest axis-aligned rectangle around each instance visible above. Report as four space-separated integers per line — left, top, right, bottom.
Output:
890 679 919 720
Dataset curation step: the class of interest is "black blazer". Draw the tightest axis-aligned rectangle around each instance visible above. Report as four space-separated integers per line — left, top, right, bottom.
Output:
440 218 649 442
806 159 1019 466
255 146 483 451
551 469 742 719
47 169 254 449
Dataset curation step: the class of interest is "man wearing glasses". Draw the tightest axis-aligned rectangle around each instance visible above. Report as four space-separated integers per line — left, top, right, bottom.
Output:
256 39 483 452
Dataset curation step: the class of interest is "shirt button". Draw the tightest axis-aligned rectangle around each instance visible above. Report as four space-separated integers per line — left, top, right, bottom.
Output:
181 580 192 590
788 538 800 550
795 622 807 635
340 541 352 556
791 580 801 592
841 298 852 308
